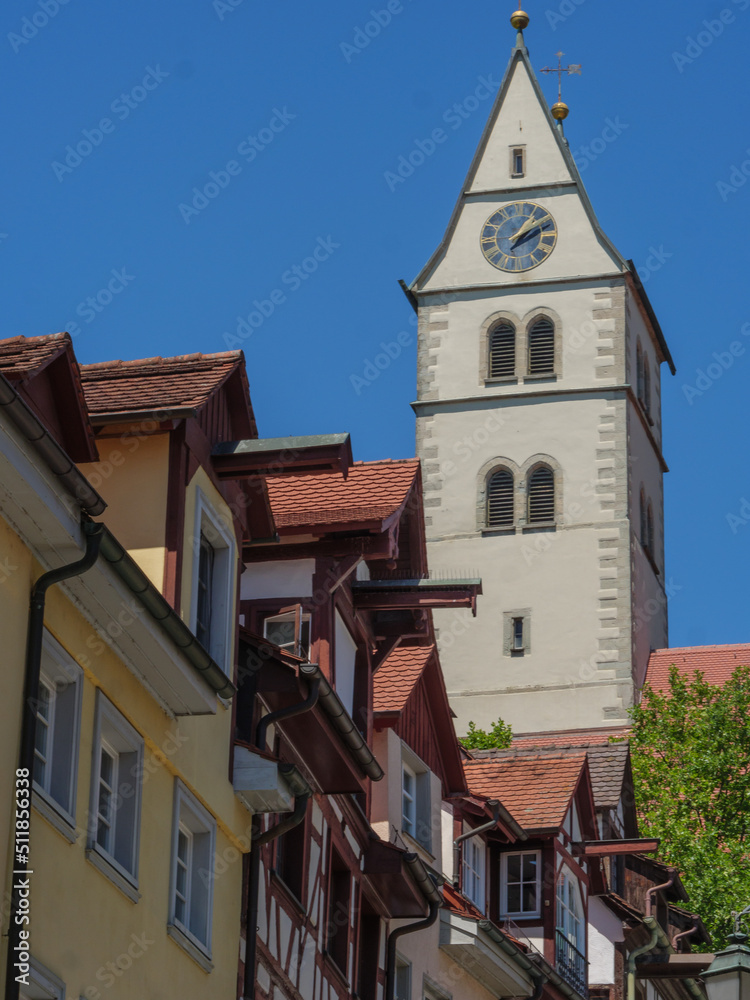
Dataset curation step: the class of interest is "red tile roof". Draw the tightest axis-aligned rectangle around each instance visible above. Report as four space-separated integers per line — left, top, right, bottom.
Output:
646 644 750 691
510 733 630 811
79 352 243 417
463 751 587 831
266 459 420 530
373 645 433 713
0 333 71 380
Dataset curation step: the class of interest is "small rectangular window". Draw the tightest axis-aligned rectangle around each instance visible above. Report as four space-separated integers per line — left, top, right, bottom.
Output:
501 850 542 917
170 781 216 953
511 146 526 178
275 803 308 903
263 608 311 659
195 532 214 649
356 898 381 1000
513 618 524 651
88 693 144 883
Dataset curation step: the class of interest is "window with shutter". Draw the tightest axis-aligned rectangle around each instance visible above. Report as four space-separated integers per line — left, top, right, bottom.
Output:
489 323 516 378
528 467 555 523
487 469 514 527
528 318 555 375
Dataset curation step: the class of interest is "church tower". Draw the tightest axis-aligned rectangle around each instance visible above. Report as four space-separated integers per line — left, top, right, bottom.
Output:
409 10 674 735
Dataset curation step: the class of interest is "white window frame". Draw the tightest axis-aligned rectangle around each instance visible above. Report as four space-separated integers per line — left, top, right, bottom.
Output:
169 780 216 957
189 487 236 676
87 693 144 890
500 849 542 918
400 746 433 853
462 835 486 913
556 865 585 953
32 631 83 826
19 958 65 1000
395 955 412 1000
402 762 417 838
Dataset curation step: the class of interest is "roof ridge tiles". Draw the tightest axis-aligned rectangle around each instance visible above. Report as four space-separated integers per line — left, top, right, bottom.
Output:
80 351 242 374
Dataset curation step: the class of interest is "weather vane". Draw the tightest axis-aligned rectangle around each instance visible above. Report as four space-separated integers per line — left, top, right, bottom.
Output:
540 52 582 121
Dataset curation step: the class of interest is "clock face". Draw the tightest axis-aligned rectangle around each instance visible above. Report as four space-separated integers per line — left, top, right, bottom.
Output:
480 202 558 272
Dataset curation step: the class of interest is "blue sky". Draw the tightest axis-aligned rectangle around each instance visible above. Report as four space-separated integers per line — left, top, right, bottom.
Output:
2 0 748 648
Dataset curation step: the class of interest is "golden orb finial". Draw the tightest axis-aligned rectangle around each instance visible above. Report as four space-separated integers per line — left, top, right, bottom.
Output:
511 9 530 29
551 101 569 121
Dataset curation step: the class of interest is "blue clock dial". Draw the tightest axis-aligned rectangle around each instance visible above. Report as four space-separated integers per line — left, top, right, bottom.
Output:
480 202 558 272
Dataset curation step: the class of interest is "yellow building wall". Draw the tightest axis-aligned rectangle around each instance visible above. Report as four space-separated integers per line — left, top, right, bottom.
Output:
0 513 250 998
78 428 170 591
0 517 34 978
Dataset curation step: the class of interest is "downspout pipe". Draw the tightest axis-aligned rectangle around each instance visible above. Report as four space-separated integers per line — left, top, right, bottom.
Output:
385 901 441 1000
244 683 320 1000
627 927 660 1000
642 915 706 1000
453 800 501 888
5 520 104 1000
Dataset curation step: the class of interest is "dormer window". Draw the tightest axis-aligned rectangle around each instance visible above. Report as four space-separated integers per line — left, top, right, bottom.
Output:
511 146 526 178
462 836 486 912
189 488 236 676
500 850 541 917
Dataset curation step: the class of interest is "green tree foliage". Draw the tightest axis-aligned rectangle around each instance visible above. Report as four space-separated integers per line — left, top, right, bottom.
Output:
628 664 750 947
460 718 513 750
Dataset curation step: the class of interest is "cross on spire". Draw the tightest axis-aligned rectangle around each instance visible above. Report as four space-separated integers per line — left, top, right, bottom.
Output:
540 51 582 103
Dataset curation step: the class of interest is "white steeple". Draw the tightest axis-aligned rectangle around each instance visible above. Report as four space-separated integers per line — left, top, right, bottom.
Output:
409 9 674 735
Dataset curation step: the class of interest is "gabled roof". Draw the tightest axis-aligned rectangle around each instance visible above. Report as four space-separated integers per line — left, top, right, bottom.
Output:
265 458 420 532
373 645 433 713
0 332 71 380
646 643 750 691
80 351 245 421
511 730 631 811
464 750 588 832
0 333 97 461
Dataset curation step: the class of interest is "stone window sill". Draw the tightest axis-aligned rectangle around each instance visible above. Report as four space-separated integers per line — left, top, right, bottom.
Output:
86 844 140 903
32 788 78 844
167 923 214 973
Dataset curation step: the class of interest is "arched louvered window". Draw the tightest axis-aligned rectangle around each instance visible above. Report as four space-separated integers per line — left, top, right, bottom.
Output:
636 341 645 403
528 318 555 375
487 469 515 527
643 355 652 415
527 466 555 524
489 322 516 379
647 502 655 554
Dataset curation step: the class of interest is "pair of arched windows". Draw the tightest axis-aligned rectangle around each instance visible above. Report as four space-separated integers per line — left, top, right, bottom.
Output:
636 341 651 416
487 466 555 527
639 488 655 556
489 318 555 379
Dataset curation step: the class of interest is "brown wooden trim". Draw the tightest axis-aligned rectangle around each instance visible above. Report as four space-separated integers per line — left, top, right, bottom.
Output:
162 423 188 610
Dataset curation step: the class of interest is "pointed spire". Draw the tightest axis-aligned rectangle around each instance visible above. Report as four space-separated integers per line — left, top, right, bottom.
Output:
510 4 529 54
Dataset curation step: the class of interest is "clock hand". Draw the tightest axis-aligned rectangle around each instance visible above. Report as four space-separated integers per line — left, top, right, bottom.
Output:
511 213 551 243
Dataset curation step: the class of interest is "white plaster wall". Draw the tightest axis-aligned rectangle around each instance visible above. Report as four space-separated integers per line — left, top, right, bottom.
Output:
241 558 315 600
441 804 455 882
468 57 572 193
424 195 619 293
588 896 625 985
